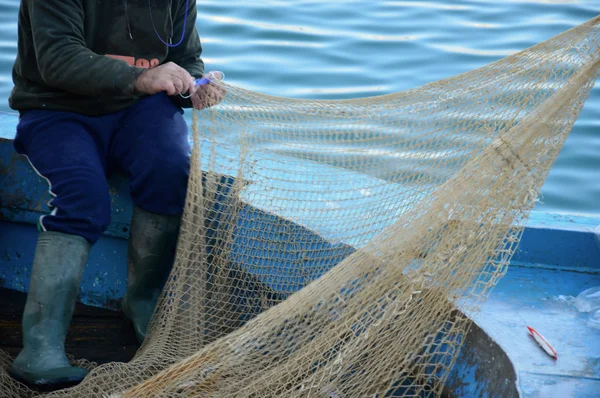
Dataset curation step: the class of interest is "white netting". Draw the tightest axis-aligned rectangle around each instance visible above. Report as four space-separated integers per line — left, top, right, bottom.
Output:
1 16 599 398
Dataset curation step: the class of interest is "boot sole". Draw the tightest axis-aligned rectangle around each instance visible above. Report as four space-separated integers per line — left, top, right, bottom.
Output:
9 369 86 392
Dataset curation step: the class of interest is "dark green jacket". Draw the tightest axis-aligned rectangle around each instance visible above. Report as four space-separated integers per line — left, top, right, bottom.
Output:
9 0 204 116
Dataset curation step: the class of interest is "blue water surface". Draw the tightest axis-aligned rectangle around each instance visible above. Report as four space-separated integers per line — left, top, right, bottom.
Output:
0 0 598 216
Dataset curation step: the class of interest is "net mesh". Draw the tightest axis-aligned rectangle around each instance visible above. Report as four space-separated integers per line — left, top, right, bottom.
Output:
2 16 600 398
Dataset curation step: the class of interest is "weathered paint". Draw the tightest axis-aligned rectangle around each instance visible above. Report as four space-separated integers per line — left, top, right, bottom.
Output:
512 212 600 272
445 321 519 398
1 111 599 397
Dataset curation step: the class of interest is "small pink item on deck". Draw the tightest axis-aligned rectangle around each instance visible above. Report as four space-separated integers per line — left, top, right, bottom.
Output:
527 326 558 360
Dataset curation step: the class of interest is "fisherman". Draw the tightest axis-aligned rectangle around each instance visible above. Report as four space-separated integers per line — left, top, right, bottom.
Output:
8 0 224 389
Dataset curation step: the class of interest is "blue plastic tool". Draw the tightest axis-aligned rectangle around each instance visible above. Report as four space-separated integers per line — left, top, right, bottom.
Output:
195 77 211 86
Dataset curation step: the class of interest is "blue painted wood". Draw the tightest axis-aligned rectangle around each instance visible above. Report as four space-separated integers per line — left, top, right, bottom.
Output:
0 221 129 308
230 206 355 294
512 212 600 271
473 266 600 398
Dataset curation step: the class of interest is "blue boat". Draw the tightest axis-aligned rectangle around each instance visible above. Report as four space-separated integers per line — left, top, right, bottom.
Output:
1 111 599 397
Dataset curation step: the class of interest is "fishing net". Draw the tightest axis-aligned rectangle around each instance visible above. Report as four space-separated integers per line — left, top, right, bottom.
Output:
2 16 600 398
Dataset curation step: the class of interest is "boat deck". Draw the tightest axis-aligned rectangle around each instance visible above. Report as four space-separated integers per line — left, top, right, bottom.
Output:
1 266 598 397
472 265 600 398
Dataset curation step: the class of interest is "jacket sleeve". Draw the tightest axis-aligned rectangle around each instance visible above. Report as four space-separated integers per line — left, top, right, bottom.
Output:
28 0 143 97
166 0 205 108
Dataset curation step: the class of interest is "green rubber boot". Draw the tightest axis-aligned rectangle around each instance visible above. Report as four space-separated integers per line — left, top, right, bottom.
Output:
9 231 91 389
122 206 181 344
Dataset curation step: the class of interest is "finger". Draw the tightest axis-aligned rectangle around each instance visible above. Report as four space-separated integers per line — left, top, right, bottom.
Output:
175 70 195 94
205 87 219 105
175 68 193 82
207 71 224 81
187 77 197 95
191 93 205 110
163 81 177 96
212 84 226 100
167 62 188 75
172 76 186 94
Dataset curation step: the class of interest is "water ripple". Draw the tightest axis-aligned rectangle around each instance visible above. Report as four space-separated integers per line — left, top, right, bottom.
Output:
0 0 598 215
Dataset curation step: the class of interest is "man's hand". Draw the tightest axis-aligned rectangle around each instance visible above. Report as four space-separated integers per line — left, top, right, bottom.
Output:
134 62 196 96
190 71 226 110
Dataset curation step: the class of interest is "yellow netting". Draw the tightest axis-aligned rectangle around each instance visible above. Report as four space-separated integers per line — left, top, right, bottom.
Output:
2 16 599 398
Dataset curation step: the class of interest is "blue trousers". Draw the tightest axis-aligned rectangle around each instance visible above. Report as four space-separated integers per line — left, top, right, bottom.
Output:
14 93 191 244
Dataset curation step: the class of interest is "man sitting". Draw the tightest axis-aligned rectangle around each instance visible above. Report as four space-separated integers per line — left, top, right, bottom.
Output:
8 0 223 389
